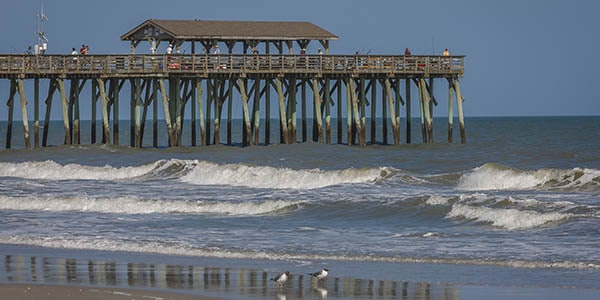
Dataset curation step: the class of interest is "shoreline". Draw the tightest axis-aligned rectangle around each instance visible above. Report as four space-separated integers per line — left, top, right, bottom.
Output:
0 283 223 300
1 244 599 300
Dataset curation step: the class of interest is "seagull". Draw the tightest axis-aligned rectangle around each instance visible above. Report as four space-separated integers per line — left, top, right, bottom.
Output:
308 268 329 280
271 271 290 287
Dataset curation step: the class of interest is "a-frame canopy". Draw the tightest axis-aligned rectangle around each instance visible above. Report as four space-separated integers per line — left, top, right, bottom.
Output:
121 19 339 54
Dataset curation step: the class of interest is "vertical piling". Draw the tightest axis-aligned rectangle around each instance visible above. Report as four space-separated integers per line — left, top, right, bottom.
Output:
57 79 71 145
324 79 332 144
191 78 197 146
238 78 252 146
384 79 400 144
275 77 289 144
96 78 111 144
447 78 454 143
112 79 120 145
252 78 261 145
337 80 342 144
17 79 31 149
405 79 412 144
454 78 466 144
42 79 56 147
312 79 323 143
370 79 376 145
159 79 175 146
197 79 206 146
91 79 97 144
5 80 16 149
34 78 40 148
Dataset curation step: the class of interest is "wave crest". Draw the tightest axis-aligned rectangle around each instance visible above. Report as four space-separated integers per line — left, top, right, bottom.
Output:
457 163 600 192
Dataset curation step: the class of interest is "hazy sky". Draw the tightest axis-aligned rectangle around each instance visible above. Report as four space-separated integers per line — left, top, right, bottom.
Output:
1 0 599 117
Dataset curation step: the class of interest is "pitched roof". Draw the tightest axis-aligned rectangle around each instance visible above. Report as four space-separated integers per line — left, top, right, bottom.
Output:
121 19 339 41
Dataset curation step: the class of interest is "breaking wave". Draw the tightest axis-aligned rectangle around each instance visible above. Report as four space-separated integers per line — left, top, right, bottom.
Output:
0 195 301 216
457 163 600 192
0 159 394 190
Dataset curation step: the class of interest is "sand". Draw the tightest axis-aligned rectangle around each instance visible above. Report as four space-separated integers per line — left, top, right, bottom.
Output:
0 284 222 300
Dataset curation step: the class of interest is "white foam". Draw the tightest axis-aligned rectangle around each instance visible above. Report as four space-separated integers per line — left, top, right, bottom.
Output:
1 235 597 270
0 160 157 181
180 160 391 189
457 164 548 191
425 195 453 205
446 204 571 230
0 196 300 216
457 164 600 191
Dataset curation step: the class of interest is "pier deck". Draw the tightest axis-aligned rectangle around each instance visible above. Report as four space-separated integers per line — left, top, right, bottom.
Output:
0 54 463 78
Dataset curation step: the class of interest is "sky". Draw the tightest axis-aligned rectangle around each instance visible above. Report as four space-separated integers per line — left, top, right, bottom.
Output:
1 0 599 118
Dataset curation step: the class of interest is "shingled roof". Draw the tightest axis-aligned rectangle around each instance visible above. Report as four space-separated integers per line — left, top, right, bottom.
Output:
121 19 339 41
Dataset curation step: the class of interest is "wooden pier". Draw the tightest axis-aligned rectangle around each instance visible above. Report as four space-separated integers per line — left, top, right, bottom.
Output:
0 20 465 149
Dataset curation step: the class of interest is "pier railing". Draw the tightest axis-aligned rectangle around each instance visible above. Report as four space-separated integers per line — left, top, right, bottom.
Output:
0 54 464 77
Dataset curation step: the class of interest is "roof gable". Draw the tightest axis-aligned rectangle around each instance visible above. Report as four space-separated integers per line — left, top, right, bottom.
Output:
121 19 339 41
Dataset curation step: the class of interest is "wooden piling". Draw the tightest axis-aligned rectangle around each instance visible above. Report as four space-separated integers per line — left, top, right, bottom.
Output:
421 78 434 143
405 79 412 144
454 78 466 144
447 78 454 143
17 79 31 149
312 79 323 143
34 78 39 148
56 79 71 145
370 79 376 145
417 78 427 143
5 80 16 149
159 79 175 146
324 79 332 144
197 80 206 146
252 79 260 145
42 79 56 147
384 79 400 144
275 77 290 144
237 78 252 146
96 79 111 144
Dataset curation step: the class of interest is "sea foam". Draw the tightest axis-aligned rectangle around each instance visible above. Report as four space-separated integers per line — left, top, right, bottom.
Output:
0 196 300 216
180 160 391 189
0 160 157 181
446 204 571 230
457 163 600 191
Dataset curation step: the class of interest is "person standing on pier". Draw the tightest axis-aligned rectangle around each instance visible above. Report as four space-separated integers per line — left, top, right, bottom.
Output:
71 47 78 68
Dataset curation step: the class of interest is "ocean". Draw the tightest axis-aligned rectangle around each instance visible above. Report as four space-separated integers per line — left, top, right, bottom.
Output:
0 116 599 299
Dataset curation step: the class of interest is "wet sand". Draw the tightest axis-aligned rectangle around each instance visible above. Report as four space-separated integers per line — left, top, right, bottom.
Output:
0 283 222 300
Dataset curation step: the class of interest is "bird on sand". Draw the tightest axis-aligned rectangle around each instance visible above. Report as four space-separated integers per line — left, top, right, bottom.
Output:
308 268 329 280
271 271 290 287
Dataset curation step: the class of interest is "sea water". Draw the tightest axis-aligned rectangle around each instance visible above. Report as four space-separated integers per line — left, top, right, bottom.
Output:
0 116 598 299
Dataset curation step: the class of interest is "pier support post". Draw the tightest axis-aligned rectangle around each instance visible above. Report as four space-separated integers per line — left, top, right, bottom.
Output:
252 79 261 145
370 79 376 145
96 78 111 144
152 79 158 148
57 79 71 145
421 78 434 143
345 79 353 145
42 79 57 147
312 79 323 143
238 78 253 146
384 79 400 145
91 79 97 144
447 78 454 143
275 77 290 144
191 78 197 146
5 80 16 149
265 79 271 145
337 80 342 144
348 79 364 146
324 79 332 144
453 78 466 144
197 79 206 146
16 79 31 149
159 79 175 146
34 78 39 148
405 79 411 144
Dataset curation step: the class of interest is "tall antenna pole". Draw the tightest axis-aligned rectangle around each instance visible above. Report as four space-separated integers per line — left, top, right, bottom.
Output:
36 1 48 54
